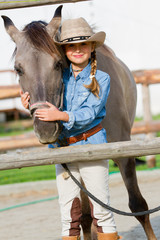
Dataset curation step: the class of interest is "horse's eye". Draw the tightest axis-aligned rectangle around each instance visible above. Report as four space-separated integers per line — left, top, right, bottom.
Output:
14 65 24 76
55 61 62 71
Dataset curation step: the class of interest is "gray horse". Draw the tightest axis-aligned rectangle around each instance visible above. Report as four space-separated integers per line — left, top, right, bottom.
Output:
2 5 157 240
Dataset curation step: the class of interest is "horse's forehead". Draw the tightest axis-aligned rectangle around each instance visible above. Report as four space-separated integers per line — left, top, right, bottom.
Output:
15 39 46 63
15 37 33 58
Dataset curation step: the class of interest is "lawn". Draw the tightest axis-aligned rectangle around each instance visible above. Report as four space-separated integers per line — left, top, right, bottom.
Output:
0 156 160 185
0 118 160 185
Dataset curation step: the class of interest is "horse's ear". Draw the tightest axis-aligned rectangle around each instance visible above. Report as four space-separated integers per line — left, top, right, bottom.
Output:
1 15 20 43
46 5 63 38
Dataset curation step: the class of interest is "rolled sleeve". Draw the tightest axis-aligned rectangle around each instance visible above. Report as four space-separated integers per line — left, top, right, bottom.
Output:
62 111 75 130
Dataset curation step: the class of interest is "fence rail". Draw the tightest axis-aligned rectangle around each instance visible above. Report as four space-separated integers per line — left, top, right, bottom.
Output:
0 133 41 151
131 120 160 135
0 0 89 10
1 69 160 159
0 85 20 100
133 69 160 85
1 138 160 170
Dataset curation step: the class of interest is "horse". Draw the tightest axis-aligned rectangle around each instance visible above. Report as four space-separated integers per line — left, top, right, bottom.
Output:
2 5 157 240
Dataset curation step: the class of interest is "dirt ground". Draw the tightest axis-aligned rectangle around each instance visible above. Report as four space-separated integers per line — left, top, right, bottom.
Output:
0 169 160 240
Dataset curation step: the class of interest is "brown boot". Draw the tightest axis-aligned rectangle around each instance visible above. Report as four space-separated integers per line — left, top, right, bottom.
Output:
62 236 80 240
97 232 122 240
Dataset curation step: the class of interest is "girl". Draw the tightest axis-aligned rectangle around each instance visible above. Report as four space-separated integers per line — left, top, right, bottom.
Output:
21 17 121 240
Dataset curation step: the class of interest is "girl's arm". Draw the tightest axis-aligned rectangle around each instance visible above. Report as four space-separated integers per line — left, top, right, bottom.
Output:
20 90 69 121
35 102 69 122
35 74 110 128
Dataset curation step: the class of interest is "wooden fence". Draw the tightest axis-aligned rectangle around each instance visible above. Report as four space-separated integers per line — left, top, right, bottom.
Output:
0 0 89 10
0 70 20 100
132 69 160 167
0 1 159 170
132 69 160 135
1 69 160 166
1 69 160 133
1 137 160 170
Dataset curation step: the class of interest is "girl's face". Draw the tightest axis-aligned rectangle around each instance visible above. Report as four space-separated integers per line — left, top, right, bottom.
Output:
64 42 94 69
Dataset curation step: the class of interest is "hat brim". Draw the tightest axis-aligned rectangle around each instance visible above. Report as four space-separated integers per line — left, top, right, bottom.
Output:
54 31 106 48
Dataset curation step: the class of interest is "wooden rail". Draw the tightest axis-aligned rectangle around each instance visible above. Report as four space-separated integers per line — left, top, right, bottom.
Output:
133 69 160 85
0 132 41 151
0 119 160 152
132 69 160 167
1 138 160 170
1 69 160 153
131 120 160 135
0 85 20 100
0 0 89 10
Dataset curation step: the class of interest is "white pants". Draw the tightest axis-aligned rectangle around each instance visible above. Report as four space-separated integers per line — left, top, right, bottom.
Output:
56 160 117 237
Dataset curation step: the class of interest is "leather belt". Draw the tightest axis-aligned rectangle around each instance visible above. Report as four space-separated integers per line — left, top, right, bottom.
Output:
67 123 103 145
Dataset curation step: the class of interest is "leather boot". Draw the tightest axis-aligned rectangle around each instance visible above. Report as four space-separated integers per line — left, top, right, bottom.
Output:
97 232 122 240
62 236 80 240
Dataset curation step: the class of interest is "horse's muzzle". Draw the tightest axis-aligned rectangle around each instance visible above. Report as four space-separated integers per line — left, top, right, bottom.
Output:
30 101 61 144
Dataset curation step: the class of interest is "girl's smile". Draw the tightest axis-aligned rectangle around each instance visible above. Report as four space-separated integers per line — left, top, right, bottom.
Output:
65 42 94 70
73 54 83 58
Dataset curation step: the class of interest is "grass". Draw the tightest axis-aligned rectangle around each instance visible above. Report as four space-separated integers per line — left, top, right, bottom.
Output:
0 165 56 185
0 117 160 185
0 120 33 137
0 156 160 185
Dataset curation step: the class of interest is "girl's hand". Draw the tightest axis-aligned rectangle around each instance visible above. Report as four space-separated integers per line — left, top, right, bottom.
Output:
35 102 69 122
20 90 30 109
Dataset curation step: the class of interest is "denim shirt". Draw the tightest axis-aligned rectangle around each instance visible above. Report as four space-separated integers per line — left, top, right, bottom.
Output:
48 62 110 149
59 62 110 146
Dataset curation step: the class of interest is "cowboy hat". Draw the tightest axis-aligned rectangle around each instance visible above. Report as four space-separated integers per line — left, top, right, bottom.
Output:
54 17 106 48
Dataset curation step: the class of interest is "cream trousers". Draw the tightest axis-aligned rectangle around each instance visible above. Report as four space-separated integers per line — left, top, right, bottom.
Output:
56 160 117 237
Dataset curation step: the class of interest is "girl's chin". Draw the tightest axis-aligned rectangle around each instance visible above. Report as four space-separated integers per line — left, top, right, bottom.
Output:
72 59 88 66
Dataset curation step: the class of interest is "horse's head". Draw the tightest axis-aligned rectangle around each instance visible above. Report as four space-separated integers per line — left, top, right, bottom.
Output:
2 6 65 144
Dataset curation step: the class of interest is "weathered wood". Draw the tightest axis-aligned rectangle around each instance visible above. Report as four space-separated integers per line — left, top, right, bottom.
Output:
131 120 160 135
0 138 160 170
142 82 156 167
0 133 42 151
1 119 160 151
133 69 160 85
0 85 20 99
0 0 89 10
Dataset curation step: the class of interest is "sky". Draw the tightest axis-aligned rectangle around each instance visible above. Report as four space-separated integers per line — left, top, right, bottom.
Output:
0 0 160 116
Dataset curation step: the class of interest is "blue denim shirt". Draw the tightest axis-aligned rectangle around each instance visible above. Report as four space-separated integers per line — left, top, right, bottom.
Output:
49 62 110 148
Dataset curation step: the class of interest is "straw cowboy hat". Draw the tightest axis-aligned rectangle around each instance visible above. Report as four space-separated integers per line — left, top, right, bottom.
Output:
54 17 106 48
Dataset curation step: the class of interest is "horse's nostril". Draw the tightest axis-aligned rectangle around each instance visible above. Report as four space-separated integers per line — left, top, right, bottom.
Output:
30 108 37 116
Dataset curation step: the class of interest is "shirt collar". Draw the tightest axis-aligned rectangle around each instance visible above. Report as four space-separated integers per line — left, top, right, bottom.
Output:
69 61 91 82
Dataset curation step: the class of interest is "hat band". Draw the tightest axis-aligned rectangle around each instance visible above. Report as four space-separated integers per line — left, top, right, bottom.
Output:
60 36 91 43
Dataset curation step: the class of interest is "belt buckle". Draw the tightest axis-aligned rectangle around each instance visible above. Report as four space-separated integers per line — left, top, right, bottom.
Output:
83 133 87 141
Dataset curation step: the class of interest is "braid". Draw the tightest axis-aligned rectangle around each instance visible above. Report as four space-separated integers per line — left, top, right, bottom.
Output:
84 50 100 98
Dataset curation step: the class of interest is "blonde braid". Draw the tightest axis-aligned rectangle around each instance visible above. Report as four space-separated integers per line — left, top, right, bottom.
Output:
84 50 100 98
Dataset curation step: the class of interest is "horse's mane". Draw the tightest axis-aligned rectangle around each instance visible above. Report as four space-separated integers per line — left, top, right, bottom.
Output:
13 21 117 67
23 21 62 58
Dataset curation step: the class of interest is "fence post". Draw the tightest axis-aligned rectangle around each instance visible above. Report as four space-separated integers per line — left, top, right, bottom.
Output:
142 83 156 167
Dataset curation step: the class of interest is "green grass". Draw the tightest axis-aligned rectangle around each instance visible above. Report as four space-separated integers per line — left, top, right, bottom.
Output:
0 165 56 185
0 116 160 185
0 120 33 137
0 127 33 137
0 157 160 185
